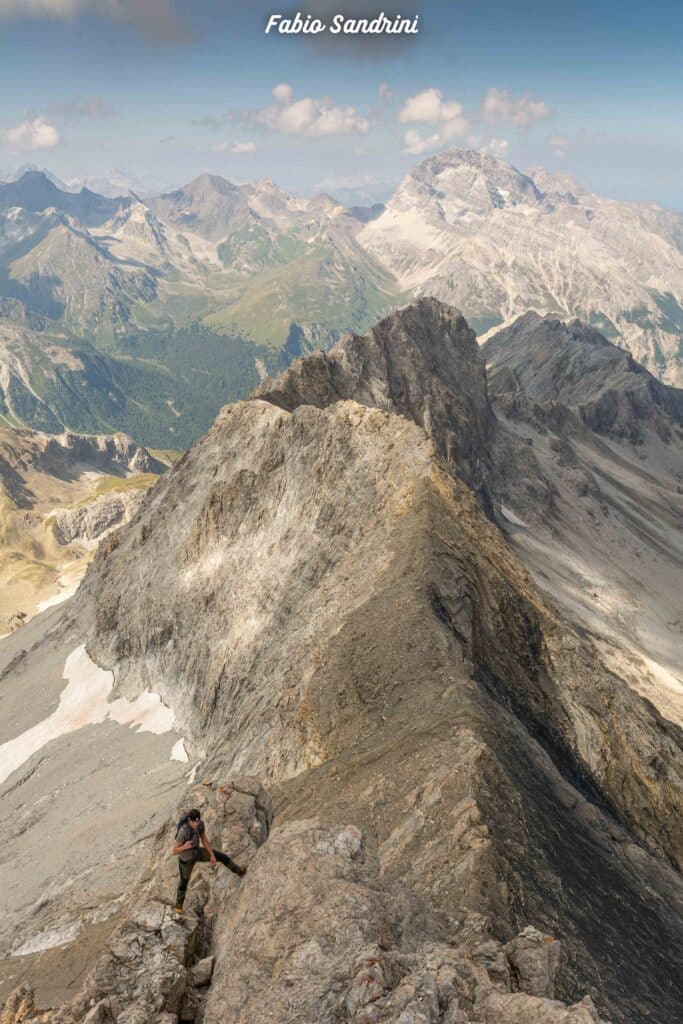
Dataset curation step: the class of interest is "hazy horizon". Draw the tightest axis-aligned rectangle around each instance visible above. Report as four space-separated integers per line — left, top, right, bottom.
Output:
3 149 683 215
2 0 682 210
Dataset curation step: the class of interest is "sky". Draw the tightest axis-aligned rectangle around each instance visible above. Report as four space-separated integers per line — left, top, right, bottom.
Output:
1 0 682 208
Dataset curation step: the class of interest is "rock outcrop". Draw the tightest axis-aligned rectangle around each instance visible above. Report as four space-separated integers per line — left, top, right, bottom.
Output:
254 298 496 503
0 779 272 1024
2 784 611 1024
49 490 145 547
202 817 609 1024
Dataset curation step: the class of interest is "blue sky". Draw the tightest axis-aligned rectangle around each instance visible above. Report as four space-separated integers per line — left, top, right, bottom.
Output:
1 0 682 207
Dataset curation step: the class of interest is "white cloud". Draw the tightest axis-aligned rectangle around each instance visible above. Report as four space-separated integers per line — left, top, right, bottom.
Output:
399 87 466 127
398 88 469 156
483 87 551 129
402 129 443 156
257 83 371 138
4 116 60 149
378 82 396 102
272 82 293 105
480 137 510 159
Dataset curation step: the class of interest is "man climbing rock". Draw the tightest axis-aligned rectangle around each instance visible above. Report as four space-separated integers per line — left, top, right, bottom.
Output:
172 807 246 911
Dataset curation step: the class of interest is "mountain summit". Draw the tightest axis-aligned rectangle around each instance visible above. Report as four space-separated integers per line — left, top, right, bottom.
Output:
360 148 683 383
0 170 132 225
253 297 496 501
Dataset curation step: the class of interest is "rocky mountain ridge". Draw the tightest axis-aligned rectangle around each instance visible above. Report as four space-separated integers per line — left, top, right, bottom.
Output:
3 780 613 1024
0 300 681 1023
484 311 683 443
482 310 683 734
50 300 681 1022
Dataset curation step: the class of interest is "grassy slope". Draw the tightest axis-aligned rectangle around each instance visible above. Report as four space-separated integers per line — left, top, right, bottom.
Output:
204 245 402 348
2 222 403 448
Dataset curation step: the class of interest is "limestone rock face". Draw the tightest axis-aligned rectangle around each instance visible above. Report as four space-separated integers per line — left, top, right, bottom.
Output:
254 297 496 502
506 927 561 999
482 310 683 735
50 489 146 546
202 817 601 1024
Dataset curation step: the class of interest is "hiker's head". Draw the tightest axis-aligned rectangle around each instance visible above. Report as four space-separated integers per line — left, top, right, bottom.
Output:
187 809 201 829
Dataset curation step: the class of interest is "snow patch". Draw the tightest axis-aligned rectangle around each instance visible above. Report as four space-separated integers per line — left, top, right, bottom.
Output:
171 738 189 763
108 687 175 733
0 644 177 786
12 921 82 957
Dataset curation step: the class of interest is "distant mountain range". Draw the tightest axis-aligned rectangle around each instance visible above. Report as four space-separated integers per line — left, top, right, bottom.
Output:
0 164 175 198
1 149 681 447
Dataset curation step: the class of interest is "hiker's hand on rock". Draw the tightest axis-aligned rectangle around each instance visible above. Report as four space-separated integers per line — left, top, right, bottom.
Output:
210 854 217 866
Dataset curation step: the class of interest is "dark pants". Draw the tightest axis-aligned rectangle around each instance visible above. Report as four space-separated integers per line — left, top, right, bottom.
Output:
175 849 241 907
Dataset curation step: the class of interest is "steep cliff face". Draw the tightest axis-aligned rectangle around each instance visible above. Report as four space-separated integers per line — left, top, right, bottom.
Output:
50 301 683 1023
253 297 496 504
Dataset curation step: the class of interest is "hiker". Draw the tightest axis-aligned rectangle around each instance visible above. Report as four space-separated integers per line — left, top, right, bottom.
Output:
172 807 245 912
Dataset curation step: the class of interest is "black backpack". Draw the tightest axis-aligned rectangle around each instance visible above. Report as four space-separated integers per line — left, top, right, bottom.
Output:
176 815 201 857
